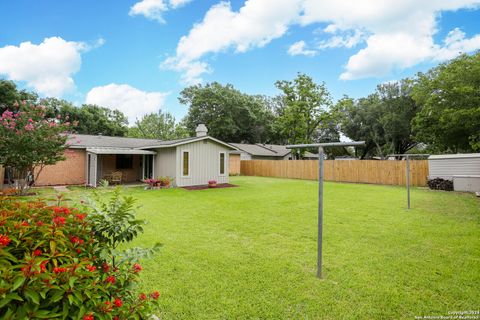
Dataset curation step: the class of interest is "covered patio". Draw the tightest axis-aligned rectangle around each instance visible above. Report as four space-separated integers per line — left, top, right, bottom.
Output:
86 148 156 186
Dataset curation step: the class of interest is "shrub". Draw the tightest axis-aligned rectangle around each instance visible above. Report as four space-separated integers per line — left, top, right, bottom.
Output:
0 190 160 319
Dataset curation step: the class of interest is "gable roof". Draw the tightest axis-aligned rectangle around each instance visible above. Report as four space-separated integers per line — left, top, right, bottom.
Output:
68 134 237 151
230 143 297 157
230 143 318 158
139 135 237 150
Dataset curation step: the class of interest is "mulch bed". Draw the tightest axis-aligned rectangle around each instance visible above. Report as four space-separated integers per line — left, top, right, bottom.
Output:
181 183 238 191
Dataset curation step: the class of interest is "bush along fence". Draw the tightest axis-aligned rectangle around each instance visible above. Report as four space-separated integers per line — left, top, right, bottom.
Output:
240 160 429 187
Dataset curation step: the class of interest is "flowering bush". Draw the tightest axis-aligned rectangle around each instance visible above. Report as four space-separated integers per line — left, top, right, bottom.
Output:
142 178 160 189
0 102 72 195
0 193 160 319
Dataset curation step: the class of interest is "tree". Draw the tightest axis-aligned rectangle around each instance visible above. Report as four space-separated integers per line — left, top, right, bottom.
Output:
376 79 420 156
0 79 38 113
179 82 276 143
274 73 333 145
0 102 70 195
334 80 420 159
42 98 129 136
128 111 189 140
412 53 480 152
333 95 386 159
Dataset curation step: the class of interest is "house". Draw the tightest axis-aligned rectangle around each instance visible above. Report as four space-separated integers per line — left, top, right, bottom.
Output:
34 124 237 187
229 143 318 161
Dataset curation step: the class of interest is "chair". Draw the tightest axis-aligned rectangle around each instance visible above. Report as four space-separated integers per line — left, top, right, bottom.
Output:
110 171 123 185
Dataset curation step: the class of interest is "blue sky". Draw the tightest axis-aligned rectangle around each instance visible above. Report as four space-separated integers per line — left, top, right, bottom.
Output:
1 0 479 124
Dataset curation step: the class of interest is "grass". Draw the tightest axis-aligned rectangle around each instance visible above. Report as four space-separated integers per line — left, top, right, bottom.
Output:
40 177 479 319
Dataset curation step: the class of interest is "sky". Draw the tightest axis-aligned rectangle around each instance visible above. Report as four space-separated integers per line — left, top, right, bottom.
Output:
1 0 479 125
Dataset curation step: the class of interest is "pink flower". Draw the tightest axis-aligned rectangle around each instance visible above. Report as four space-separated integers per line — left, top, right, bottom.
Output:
24 123 34 131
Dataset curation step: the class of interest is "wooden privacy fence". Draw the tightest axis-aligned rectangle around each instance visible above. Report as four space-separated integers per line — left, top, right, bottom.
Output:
241 160 429 187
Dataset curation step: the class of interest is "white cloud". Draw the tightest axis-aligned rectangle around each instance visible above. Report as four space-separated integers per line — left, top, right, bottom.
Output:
169 0 192 9
288 41 316 57
162 0 302 84
317 29 365 50
164 0 480 82
85 83 168 124
129 0 193 23
433 27 480 61
0 37 92 97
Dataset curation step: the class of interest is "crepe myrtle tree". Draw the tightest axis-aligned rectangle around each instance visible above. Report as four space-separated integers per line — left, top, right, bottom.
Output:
0 101 72 195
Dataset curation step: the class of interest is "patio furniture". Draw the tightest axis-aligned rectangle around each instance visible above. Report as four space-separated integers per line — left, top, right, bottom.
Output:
110 171 123 185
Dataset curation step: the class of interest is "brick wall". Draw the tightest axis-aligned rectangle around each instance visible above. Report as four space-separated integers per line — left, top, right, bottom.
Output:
35 149 86 186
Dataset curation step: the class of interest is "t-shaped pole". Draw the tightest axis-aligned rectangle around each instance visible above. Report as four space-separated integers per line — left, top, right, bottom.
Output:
287 141 365 278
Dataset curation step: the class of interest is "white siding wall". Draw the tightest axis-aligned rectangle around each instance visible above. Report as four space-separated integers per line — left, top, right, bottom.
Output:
429 156 480 179
154 147 177 182
175 140 230 187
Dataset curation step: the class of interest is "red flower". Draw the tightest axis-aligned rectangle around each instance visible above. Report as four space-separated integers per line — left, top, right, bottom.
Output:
53 216 66 225
83 314 94 320
75 213 86 220
103 301 112 313
53 206 70 215
40 260 48 273
139 293 147 301
113 317 119 320
133 263 142 273
53 267 67 274
69 236 83 244
33 249 42 256
86 265 97 272
36 221 44 227
113 298 122 307
0 234 11 247
102 263 110 272
105 275 116 284
150 291 160 300
76 248 81 253
21 221 29 227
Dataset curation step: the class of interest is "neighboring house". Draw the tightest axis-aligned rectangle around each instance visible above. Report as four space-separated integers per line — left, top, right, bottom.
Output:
35 124 237 187
229 143 318 160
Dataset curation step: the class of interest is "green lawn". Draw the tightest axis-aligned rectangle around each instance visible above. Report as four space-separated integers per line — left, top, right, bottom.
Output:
46 177 480 319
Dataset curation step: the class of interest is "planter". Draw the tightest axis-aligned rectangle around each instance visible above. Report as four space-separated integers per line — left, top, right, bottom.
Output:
208 180 217 188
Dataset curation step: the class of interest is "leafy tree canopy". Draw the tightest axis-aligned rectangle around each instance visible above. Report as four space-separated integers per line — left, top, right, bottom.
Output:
128 110 188 140
412 52 480 152
274 73 333 145
179 82 276 143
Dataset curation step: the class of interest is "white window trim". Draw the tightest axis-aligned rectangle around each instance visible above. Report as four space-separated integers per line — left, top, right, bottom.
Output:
219 151 226 176
181 149 191 178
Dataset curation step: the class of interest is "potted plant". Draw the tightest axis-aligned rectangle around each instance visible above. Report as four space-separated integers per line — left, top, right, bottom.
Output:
208 180 217 188
158 176 171 188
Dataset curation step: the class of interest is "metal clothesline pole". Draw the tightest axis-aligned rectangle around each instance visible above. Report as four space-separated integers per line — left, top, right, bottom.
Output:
287 141 365 279
388 154 430 209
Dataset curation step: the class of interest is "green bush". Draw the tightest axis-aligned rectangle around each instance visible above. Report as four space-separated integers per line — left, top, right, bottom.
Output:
0 192 160 319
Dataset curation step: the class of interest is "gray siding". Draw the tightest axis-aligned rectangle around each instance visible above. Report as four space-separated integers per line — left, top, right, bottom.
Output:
154 147 177 181
429 157 480 179
240 152 252 160
175 140 230 187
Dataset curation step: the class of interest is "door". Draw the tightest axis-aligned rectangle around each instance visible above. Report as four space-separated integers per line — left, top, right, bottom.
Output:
143 155 154 179
87 153 98 186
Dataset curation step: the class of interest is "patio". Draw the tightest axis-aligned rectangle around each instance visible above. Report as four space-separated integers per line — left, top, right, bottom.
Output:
86 148 156 186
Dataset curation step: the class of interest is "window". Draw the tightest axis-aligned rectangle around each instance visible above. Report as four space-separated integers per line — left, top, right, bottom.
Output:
219 152 226 175
182 150 190 177
116 154 133 169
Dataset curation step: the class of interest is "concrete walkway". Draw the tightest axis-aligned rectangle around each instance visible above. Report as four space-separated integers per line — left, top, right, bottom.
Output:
53 186 70 192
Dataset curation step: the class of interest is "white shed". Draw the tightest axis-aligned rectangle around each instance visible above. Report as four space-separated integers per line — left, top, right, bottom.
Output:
428 153 480 192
